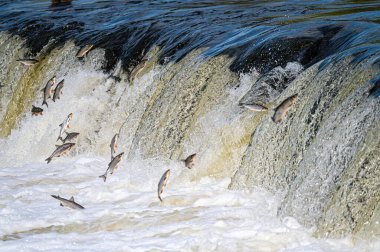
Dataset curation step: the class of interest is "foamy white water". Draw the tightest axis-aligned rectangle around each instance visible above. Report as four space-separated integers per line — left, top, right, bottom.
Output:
0 156 376 251
0 44 378 251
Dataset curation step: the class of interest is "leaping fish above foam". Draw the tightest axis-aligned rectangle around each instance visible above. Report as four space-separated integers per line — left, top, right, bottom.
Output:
128 59 148 83
76 44 94 58
157 169 170 202
240 103 268 112
110 133 119 159
51 195 85 210
99 152 124 182
182 153 196 169
272 94 298 123
53 79 64 102
45 143 75 164
17 58 39 66
31 105 43 116
57 113 73 142
42 76 56 107
62 132 80 143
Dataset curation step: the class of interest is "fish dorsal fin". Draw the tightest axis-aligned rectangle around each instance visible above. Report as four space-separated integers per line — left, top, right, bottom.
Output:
70 196 74 202
60 202 64 207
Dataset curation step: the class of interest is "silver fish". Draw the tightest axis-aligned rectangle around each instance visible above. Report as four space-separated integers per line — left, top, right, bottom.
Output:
51 195 85 209
183 153 196 169
17 59 39 66
62 132 80 143
128 59 148 82
110 133 119 159
241 103 268 112
45 143 75 164
272 94 298 123
99 152 124 182
76 44 94 58
57 113 73 142
158 169 170 202
42 76 56 107
53 79 64 102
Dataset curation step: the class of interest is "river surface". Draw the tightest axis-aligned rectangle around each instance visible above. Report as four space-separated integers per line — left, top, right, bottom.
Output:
0 0 379 251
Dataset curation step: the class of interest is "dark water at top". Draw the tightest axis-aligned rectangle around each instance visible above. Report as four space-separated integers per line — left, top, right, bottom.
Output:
1 0 380 72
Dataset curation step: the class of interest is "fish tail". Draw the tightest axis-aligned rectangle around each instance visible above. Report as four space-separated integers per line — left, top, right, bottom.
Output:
42 101 48 107
45 157 52 164
99 174 107 182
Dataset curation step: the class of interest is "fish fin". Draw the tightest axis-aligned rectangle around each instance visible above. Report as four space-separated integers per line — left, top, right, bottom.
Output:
41 88 45 92
99 174 107 182
57 136 63 142
53 97 56 102
51 195 58 199
42 101 48 107
60 203 63 207
59 123 63 127
45 157 52 164
70 196 74 202
32 105 36 108
158 195 163 202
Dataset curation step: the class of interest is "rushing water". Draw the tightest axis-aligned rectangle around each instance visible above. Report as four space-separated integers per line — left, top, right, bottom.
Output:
0 0 379 251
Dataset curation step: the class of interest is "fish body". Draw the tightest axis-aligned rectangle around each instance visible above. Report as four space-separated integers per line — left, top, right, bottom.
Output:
45 143 75 164
183 153 196 169
31 105 43 116
128 59 148 82
53 79 64 102
57 113 73 142
42 76 56 107
241 103 268 112
62 132 80 143
110 134 119 159
51 195 84 209
17 59 39 66
272 94 298 123
99 152 124 182
76 44 94 58
158 169 170 202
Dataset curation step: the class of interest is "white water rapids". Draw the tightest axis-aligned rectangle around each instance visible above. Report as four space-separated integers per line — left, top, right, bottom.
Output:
0 43 379 251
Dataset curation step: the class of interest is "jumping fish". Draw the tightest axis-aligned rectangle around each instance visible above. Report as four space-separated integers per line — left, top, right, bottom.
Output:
157 169 170 202
110 133 119 159
128 59 148 82
272 94 298 123
76 44 94 58
241 103 268 112
42 76 56 107
57 113 73 142
182 153 196 169
53 79 64 102
99 152 124 182
17 59 39 66
51 195 85 210
45 143 75 164
62 132 80 143
31 105 43 116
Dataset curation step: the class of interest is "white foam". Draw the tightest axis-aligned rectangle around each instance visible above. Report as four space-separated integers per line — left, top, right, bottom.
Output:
0 156 377 251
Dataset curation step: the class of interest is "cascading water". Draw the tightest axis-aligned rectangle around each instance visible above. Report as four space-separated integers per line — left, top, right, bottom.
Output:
0 0 379 251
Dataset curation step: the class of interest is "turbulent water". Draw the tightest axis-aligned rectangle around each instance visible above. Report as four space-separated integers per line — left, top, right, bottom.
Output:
0 0 379 251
